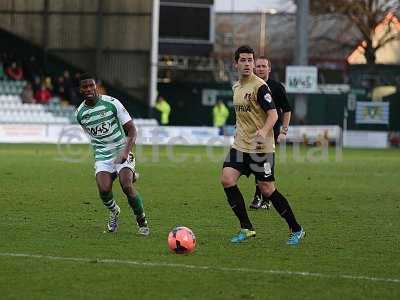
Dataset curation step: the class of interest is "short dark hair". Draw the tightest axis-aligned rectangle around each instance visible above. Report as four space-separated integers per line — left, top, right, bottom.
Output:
256 56 271 68
80 73 95 82
234 45 255 62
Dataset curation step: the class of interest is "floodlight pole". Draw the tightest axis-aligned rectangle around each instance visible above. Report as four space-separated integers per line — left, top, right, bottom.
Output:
148 0 160 117
259 10 267 57
294 0 309 66
42 0 49 73
294 0 309 122
95 0 104 78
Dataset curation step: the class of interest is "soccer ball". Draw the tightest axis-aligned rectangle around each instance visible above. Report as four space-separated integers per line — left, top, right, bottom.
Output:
168 226 196 254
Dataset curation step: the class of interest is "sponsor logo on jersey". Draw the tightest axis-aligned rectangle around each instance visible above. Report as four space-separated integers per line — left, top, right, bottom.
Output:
86 121 112 137
234 105 251 112
244 92 252 101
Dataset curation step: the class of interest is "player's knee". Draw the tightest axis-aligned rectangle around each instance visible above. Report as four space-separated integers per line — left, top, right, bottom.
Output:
220 174 236 188
121 184 134 196
259 182 275 197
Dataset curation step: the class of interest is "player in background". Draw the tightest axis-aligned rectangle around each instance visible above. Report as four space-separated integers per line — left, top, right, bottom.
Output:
75 74 150 236
250 57 292 210
221 46 304 245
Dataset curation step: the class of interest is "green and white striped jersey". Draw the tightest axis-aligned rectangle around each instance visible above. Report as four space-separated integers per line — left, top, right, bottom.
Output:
75 95 132 161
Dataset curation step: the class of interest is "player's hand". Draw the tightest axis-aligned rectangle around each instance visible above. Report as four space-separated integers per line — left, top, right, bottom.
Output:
277 133 286 144
254 129 267 149
255 129 267 141
114 151 129 164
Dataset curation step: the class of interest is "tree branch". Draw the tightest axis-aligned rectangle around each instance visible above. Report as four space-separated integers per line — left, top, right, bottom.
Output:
308 0 399 64
312 36 358 50
375 33 400 50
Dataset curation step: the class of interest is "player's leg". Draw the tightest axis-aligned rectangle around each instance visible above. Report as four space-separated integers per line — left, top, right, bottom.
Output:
261 194 272 209
96 171 120 232
255 153 304 245
257 181 300 232
257 129 280 210
249 177 264 209
258 181 304 244
117 155 149 236
221 148 255 243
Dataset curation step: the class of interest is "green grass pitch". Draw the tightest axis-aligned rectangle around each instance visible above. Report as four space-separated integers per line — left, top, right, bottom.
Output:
0 144 399 299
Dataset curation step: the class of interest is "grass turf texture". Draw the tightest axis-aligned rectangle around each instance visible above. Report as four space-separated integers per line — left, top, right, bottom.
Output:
0 144 399 299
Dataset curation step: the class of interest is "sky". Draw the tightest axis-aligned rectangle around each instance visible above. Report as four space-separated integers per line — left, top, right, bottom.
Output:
214 0 296 13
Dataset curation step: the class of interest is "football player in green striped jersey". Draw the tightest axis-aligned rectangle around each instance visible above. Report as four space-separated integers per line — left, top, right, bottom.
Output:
76 74 149 236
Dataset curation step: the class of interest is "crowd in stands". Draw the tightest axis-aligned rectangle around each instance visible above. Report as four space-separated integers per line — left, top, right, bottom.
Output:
0 52 106 107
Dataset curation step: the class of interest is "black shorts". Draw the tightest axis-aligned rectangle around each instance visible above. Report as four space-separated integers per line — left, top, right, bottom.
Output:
223 148 275 182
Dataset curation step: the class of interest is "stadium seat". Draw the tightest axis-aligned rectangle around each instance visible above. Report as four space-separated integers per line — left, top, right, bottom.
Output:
0 92 75 124
1 84 158 125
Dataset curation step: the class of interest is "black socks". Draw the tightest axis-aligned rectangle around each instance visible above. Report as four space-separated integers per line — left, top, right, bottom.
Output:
224 185 254 230
269 189 301 232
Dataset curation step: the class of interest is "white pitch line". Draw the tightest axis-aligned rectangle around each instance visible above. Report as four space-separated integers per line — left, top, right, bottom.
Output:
0 252 399 284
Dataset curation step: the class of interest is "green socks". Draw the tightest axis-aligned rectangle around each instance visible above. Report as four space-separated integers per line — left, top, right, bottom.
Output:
128 193 144 217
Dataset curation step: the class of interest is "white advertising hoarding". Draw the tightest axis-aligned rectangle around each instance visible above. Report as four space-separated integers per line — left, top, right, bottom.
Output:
343 131 388 148
0 124 342 145
285 66 318 93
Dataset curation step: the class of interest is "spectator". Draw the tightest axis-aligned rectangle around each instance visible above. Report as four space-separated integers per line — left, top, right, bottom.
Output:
62 70 73 101
34 83 52 104
1 52 11 69
155 95 171 125
63 70 72 84
74 72 81 86
6 62 24 81
389 132 400 147
55 76 72 106
21 83 35 103
44 76 53 92
65 72 82 107
24 55 40 81
32 75 42 93
63 70 71 84
212 99 229 135
54 76 65 98
0 61 6 80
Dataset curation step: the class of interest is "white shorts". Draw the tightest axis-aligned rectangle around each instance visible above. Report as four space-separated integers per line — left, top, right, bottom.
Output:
95 153 135 175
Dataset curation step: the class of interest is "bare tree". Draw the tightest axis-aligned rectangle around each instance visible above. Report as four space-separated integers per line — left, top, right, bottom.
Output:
309 0 400 64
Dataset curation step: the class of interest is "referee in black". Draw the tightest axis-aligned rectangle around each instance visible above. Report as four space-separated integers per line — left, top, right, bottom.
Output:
249 57 292 209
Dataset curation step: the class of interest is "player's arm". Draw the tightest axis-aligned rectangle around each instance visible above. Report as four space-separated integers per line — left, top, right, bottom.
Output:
278 83 292 139
282 111 291 130
118 120 137 163
255 84 278 140
113 99 136 164
277 111 292 143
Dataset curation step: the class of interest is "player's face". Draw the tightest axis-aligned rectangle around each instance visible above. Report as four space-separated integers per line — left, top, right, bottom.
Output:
255 59 270 80
80 79 98 101
235 53 254 77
